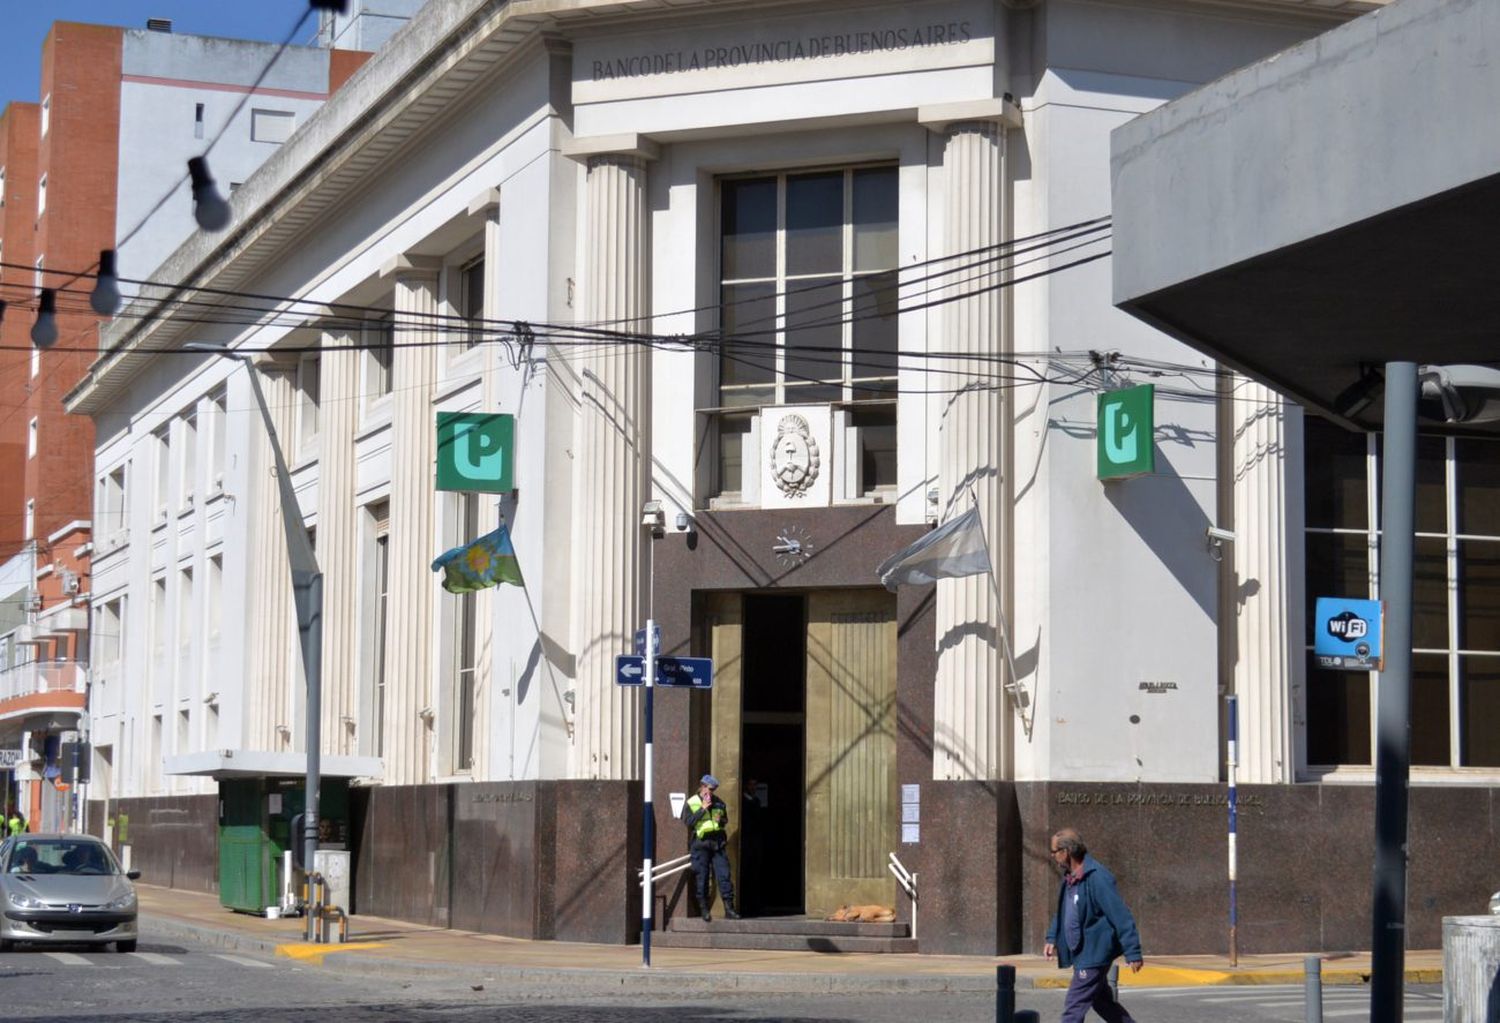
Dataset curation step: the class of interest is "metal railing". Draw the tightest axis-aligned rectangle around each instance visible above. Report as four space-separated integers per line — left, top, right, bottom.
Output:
0 660 88 702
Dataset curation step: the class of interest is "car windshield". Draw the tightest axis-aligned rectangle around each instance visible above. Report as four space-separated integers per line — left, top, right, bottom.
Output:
6 839 119 876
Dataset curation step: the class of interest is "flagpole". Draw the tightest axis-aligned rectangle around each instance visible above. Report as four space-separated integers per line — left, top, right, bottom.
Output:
498 508 575 741
965 492 1033 740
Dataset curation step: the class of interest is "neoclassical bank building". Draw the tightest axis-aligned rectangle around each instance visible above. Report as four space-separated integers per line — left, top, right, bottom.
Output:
64 0 1496 955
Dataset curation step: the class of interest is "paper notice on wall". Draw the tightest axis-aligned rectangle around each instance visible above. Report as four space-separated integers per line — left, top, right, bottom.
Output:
669 792 686 818
901 823 919 844
902 802 920 823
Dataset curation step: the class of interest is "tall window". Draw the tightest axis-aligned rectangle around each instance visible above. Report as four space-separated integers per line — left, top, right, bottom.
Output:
98 465 127 540
367 503 391 757
209 387 227 488
154 425 171 518
714 166 899 495
37 173 46 215
180 412 197 508
365 314 394 400
28 418 37 459
451 493 479 772
1304 416 1500 768
459 256 485 350
40 94 50 136
297 353 321 458
23 500 34 541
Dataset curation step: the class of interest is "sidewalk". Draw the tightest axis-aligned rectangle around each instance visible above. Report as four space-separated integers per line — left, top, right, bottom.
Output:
137 885 1443 995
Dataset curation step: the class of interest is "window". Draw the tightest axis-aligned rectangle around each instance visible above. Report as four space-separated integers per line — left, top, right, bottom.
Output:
450 493 480 772
367 503 391 757
194 102 205 140
178 568 194 655
208 554 223 644
37 174 46 216
95 598 124 667
98 466 127 539
151 577 168 664
297 354 321 458
459 256 485 350
180 413 197 508
23 500 34 541
209 387 227 488
27 418 37 459
365 314 394 400
1304 417 1500 768
712 166 899 496
153 425 171 517
150 715 163 793
40 94 50 137
250 108 295 144
0 165 6 206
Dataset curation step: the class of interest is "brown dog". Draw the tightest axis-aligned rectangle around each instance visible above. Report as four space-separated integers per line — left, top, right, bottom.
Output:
825 904 897 923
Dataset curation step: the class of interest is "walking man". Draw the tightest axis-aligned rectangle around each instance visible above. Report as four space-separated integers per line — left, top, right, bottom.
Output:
1044 828 1144 1022
680 773 738 922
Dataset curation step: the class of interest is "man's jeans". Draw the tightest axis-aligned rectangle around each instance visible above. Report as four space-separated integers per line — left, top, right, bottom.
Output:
1061 963 1135 1023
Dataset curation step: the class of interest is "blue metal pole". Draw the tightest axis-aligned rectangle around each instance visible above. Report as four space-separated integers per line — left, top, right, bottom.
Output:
642 618 656 968
1371 362 1417 1023
1227 693 1238 967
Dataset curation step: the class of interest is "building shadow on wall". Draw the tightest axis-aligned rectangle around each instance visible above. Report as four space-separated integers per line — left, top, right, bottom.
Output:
1101 446 1217 623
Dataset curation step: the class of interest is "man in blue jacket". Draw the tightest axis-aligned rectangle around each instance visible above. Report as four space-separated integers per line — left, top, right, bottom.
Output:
1044 828 1144 1022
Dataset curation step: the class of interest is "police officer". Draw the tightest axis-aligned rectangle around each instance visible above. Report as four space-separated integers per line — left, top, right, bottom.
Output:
680 773 738 922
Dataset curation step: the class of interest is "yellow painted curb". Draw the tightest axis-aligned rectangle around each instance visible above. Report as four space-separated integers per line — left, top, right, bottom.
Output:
1038 966 1443 989
275 941 389 965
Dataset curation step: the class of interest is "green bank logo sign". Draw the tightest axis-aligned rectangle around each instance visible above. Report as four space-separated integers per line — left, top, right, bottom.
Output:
436 413 514 493
1097 384 1154 480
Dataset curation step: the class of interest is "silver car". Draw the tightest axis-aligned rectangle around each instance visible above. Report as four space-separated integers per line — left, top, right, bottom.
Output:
0 834 140 952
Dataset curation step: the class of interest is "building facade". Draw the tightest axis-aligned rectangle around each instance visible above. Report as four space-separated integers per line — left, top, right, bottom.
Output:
65 0 1496 958
0 19 366 831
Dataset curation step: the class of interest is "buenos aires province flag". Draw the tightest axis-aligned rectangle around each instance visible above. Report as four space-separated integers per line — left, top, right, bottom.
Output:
431 524 524 593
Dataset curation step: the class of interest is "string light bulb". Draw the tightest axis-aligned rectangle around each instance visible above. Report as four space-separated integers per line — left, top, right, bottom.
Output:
187 157 231 231
91 249 122 315
31 289 59 349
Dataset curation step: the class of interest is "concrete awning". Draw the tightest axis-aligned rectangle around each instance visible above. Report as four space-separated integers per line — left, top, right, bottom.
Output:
1110 0 1500 432
165 749 384 780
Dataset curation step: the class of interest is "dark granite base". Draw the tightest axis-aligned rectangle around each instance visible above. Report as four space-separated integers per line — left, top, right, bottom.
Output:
86 795 218 894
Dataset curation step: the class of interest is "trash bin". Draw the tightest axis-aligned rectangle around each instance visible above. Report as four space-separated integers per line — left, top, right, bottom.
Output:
1442 915 1500 1022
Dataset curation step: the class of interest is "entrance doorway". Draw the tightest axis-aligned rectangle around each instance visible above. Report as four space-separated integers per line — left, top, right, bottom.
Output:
702 589 898 919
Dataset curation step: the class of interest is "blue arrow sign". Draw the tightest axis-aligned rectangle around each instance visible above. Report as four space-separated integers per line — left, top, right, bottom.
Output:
633 626 660 657
656 656 713 689
615 655 645 686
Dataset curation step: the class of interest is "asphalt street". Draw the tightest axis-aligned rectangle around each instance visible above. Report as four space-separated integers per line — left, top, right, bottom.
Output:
0 926 1447 1022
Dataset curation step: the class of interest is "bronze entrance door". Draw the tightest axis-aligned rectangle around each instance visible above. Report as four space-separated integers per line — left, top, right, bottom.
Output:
703 589 897 918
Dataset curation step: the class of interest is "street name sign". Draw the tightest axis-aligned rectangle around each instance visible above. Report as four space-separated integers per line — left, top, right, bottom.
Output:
0 749 23 768
614 654 714 689
1313 596 1383 670
634 625 660 657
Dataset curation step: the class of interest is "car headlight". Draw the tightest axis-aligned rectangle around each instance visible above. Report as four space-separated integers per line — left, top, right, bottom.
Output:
7 891 45 910
103 893 137 912
1489 891 1499 916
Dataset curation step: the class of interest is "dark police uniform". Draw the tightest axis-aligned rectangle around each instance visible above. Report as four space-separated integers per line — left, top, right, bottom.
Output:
680 774 738 921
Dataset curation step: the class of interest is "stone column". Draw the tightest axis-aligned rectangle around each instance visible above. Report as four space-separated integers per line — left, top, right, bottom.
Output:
243 354 300 751
1231 381 1304 783
382 255 442 783
317 320 361 756
565 136 656 780
921 101 1018 781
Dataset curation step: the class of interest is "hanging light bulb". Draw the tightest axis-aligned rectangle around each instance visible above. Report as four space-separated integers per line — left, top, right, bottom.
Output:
187 156 231 231
31 289 59 349
91 248 122 315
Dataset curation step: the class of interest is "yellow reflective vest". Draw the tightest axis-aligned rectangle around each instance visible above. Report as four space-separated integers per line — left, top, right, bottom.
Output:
684 794 726 841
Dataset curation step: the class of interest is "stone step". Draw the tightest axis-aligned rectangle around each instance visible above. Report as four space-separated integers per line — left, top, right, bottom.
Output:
667 915 909 939
651 929 919 954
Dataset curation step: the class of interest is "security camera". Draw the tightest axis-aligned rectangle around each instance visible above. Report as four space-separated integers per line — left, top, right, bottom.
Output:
641 500 665 538
675 512 692 532
1205 526 1235 544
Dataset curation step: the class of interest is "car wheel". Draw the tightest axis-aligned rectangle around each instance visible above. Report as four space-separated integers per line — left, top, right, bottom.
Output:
114 939 137 953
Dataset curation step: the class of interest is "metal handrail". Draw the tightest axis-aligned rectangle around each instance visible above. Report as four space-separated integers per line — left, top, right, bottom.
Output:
888 851 918 940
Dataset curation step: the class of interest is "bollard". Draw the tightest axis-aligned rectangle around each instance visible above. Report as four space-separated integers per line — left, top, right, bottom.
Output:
1014 1013 1040 1023
1304 954 1323 1023
996 964 1016 1022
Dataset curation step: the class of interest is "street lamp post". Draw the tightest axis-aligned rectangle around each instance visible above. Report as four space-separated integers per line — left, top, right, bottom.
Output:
186 343 322 942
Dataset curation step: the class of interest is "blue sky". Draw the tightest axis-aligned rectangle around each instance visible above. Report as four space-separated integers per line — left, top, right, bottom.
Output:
1 0 315 108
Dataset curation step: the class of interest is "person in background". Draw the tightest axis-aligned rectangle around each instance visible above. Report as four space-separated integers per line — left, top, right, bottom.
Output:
1044 828 1144 1023
680 773 738 922
6 810 25 837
